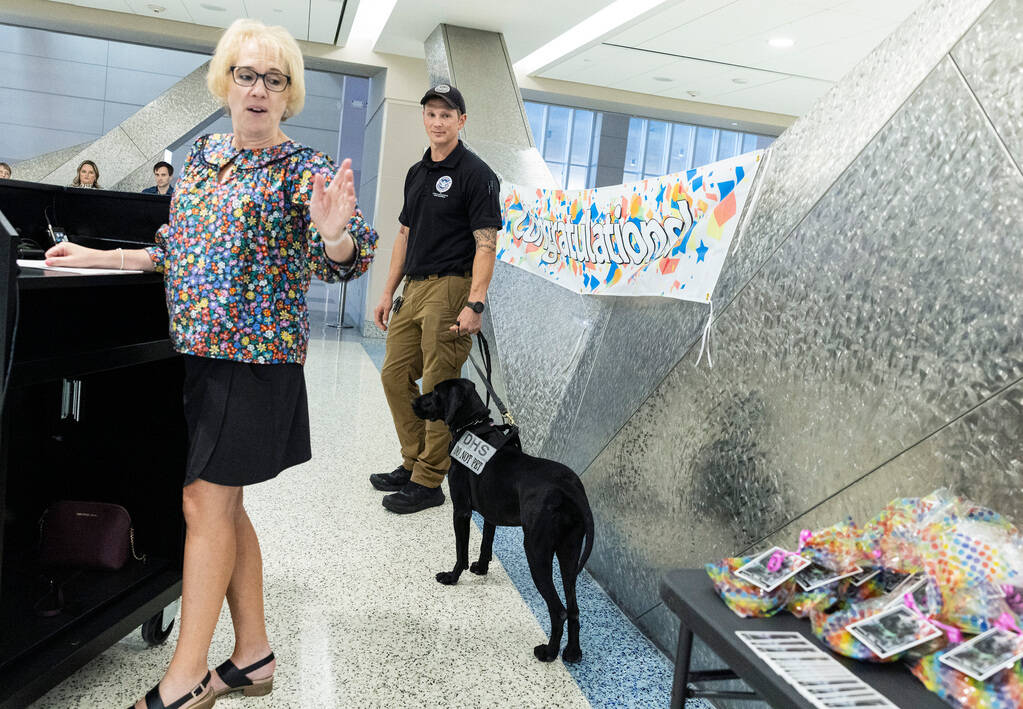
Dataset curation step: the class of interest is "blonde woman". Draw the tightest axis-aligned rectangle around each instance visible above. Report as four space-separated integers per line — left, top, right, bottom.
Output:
71 159 100 188
45 19 378 709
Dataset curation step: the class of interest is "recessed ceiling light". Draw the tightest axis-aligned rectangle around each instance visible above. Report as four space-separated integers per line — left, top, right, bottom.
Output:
146 4 166 12
515 0 672 75
653 76 672 82
350 0 399 45
686 90 698 97
200 2 226 10
732 78 749 84
768 37 794 48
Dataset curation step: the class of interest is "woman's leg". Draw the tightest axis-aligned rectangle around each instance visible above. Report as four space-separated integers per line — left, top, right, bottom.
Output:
211 500 276 688
135 479 241 707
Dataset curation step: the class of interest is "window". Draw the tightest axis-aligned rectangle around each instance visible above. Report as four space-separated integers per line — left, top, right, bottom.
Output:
629 119 774 181
524 99 777 189
693 126 716 168
643 120 668 179
668 124 694 175
525 100 601 189
715 130 740 161
624 117 646 183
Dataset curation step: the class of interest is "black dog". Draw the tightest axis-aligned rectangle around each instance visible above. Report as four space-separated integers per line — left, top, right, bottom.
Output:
412 378 594 663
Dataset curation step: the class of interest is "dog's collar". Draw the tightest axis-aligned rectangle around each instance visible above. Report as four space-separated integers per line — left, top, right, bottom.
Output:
452 415 491 440
449 417 521 458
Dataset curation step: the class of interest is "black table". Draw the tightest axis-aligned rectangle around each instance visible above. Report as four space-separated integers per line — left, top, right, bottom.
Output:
659 569 947 708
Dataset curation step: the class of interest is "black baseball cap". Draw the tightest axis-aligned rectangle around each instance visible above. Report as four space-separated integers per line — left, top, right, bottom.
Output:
420 84 466 114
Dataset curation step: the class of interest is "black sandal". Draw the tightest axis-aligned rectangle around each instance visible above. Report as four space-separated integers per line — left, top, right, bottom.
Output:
213 652 275 698
129 670 214 709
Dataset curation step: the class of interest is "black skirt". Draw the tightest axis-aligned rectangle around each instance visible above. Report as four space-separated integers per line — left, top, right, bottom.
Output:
182 354 311 487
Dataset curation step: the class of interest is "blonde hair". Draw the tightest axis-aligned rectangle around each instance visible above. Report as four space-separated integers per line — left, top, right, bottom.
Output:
207 18 306 120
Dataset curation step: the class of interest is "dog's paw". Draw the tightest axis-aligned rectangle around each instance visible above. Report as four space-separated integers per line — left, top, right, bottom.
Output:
435 571 459 585
561 646 582 663
469 561 489 575
533 644 559 662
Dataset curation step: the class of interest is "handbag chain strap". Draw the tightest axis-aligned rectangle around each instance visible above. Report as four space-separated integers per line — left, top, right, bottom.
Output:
129 527 147 563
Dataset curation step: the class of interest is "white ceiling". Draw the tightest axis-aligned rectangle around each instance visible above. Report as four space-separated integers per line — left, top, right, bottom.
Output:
49 0 347 44
46 0 927 117
371 0 621 63
558 0 924 115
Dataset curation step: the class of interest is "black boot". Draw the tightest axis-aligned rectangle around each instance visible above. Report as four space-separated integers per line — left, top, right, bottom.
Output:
370 465 412 492
382 481 445 514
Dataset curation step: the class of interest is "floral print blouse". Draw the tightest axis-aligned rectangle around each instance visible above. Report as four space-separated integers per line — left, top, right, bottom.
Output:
146 134 378 365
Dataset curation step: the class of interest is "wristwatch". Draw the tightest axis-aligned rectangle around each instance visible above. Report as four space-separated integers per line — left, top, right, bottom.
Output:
467 301 485 314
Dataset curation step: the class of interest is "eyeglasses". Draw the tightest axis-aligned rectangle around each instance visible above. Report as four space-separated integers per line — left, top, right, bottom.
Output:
229 65 291 92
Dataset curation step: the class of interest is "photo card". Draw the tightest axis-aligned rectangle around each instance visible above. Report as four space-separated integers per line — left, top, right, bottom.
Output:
939 628 1023 681
882 572 928 610
795 562 864 591
879 570 909 593
734 547 811 591
846 605 943 659
849 567 880 586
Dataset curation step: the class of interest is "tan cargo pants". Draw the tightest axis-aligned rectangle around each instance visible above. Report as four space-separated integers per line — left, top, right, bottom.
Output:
380 274 473 488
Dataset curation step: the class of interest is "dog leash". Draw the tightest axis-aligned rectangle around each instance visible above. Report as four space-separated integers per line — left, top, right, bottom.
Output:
469 333 516 427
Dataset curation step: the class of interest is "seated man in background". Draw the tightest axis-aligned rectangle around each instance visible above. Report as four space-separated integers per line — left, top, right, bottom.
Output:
0 163 11 179
142 161 175 196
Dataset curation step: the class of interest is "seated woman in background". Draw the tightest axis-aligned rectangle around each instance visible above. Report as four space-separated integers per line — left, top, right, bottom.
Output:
71 160 100 188
0 163 11 179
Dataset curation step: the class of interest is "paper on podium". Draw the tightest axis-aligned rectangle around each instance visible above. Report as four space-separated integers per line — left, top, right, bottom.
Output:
17 259 143 275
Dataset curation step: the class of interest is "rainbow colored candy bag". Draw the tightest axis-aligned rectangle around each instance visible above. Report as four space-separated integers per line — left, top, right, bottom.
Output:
798 517 870 572
787 585 838 619
863 491 960 575
705 557 794 618
910 648 1023 709
809 597 902 662
838 572 885 602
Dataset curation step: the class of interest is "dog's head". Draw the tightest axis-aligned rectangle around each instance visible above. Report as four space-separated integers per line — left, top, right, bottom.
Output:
412 378 491 428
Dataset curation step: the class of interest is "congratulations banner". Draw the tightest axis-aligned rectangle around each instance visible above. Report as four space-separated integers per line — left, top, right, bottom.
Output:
499 151 763 302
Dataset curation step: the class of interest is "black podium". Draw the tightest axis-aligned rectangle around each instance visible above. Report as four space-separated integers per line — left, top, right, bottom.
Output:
0 185 186 708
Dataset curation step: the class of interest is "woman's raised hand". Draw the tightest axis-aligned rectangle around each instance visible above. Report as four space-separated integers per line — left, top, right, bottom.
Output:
310 157 357 243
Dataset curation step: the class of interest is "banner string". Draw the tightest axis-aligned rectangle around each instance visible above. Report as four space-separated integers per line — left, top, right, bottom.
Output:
696 300 714 368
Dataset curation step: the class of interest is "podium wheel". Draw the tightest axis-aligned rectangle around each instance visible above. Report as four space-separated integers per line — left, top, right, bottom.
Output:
141 608 175 646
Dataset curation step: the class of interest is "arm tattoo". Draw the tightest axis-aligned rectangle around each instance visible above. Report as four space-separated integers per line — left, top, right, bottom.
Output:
473 227 497 254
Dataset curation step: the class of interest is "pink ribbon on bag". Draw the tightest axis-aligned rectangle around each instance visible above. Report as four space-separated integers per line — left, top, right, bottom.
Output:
1002 585 1023 611
767 550 787 572
994 613 1023 635
797 529 813 552
903 593 963 644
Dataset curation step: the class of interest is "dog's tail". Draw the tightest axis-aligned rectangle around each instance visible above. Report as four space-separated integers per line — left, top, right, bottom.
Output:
567 479 595 575
578 497 594 575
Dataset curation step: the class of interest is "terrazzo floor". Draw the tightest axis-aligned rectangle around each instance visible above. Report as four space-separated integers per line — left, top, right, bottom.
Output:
28 321 694 709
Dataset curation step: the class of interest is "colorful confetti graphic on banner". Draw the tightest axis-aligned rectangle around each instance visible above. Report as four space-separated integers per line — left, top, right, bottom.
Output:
499 151 764 302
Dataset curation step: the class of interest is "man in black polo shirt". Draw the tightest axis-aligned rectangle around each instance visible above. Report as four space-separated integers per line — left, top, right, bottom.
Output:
370 84 502 514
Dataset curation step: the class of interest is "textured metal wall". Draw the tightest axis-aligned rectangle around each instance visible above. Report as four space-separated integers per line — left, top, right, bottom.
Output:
429 4 1023 695
581 0 1023 667
506 0 1000 476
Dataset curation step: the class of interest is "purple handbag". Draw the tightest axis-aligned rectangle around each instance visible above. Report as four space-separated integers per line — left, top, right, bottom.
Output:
38 500 145 570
